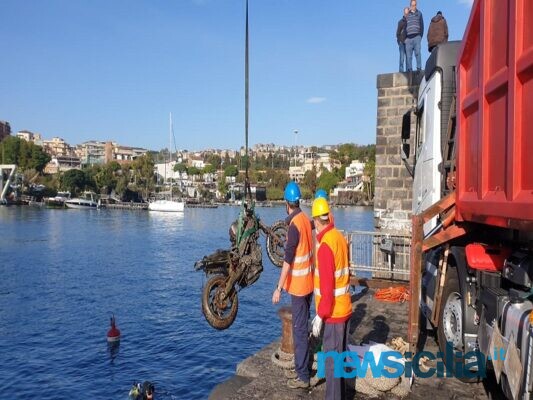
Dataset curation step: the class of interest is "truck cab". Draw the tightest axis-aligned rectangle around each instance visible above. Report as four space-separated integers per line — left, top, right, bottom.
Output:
402 41 461 234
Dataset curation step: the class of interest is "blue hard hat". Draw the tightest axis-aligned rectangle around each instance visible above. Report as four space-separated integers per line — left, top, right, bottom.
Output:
284 181 301 202
315 189 328 200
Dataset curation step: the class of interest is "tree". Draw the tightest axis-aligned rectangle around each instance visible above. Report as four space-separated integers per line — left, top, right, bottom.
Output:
266 187 284 200
206 154 222 170
224 165 238 177
218 179 228 198
188 166 201 176
317 169 339 194
130 154 155 200
0 136 50 172
173 163 188 173
61 169 89 195
203 164 216 174
302 168 317 195
94 163 118 194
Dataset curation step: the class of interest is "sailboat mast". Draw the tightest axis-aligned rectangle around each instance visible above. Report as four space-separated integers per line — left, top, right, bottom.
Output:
169 112 173 201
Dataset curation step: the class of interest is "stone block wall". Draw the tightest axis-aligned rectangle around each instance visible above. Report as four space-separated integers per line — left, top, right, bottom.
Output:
374 72 421 234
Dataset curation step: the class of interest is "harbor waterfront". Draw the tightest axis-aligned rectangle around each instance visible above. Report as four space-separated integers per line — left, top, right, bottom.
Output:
0 205 373 400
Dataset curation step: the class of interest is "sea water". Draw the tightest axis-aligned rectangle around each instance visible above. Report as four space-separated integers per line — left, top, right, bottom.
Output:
0 205 373 399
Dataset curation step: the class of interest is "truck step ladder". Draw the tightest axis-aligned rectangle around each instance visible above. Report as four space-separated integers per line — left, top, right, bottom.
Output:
441 95 457 196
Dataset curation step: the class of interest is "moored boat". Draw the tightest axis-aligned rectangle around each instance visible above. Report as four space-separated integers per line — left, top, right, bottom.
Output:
65 192 99 209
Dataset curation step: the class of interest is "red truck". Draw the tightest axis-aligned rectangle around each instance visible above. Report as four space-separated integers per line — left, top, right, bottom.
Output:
403 0 533 398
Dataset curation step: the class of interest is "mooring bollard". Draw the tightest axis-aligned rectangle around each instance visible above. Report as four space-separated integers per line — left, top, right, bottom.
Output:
278 306 294 354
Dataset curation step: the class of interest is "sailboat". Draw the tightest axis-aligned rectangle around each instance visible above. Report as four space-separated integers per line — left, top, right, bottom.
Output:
148 113 185 212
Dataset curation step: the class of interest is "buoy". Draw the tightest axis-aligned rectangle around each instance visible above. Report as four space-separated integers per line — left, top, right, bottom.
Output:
107 315 121 343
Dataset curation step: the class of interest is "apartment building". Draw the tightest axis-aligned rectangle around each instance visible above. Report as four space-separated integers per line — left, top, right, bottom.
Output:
0 121 11 142
43 137 74 157
104 141 148 164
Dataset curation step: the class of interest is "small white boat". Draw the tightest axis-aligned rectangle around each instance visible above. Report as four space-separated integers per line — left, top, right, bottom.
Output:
45 191 71 208
148 199 185 212
65 192 98 209
148 113 184 213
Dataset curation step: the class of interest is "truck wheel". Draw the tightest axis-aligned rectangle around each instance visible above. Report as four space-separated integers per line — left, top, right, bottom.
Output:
437 262 479 383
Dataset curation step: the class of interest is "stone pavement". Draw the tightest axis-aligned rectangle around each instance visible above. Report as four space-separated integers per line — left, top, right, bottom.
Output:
210 289 505 400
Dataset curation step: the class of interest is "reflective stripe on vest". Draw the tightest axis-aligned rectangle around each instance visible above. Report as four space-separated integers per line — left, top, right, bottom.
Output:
314 228 352 319
314 284 350 297
315 266 349 278
291 266 312 277
284 211 314 296
293 252 312 264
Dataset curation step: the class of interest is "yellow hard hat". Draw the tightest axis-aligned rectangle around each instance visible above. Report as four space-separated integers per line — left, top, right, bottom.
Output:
312 197 330 218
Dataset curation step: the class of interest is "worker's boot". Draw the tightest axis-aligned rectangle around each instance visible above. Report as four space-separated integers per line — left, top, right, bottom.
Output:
287 377 310 389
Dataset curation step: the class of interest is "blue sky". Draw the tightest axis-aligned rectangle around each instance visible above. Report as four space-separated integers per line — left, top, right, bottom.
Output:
0 0 473 151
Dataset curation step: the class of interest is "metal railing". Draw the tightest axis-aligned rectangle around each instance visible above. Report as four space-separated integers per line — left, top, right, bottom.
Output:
346 230 412 281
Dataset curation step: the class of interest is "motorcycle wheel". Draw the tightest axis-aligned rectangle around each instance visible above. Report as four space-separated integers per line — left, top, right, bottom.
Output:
201 275 239 330
266 220 287 268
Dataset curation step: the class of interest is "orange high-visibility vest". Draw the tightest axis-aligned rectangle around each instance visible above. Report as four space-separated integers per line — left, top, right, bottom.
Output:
314 228 351 319
284 211 314 296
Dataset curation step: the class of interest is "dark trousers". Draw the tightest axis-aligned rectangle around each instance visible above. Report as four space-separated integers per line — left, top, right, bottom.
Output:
323 320 350 400
291 293 311 382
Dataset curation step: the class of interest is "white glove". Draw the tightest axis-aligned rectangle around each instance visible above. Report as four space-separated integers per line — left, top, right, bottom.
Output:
312 315 323 337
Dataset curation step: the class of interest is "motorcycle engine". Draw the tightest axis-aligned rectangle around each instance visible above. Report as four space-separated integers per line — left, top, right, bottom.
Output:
240 242 263 287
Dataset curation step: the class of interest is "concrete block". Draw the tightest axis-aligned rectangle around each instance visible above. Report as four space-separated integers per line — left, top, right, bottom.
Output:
377 117 389 127
388 199 402 210
386 145 400 155
384 126 398 136
377 108 388 118
375 145 386 155
392 72 412 87
376 166 392 178
383 189 394 200
378 97 391 107
392 97 406 106
376 136 387 146
375 177 387 188
394 211 409 221
386 107 399 117
387 179 404 188
388 136 402 146
393 189 409 199
377 73 394 89
376 154 387 165
388 155 402 165
402 200 413 210
375 199 387 209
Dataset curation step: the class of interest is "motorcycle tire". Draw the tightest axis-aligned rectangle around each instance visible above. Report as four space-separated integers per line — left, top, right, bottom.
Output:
201 274 239 330
266 220 287 268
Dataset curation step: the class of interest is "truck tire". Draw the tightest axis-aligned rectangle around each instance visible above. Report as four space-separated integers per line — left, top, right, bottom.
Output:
437 260 479 383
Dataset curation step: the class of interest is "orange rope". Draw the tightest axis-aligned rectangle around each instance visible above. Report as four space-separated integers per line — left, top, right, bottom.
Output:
374 286 410 303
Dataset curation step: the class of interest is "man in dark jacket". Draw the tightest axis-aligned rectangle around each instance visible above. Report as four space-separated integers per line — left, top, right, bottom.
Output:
396 7 409 72
427 11 449 52
405 0 424 72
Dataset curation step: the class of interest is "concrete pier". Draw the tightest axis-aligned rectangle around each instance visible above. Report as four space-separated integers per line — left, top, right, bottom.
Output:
210 288 500 400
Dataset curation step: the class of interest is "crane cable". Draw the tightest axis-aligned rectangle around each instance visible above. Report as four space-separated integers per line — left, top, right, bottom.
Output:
244 0 252 201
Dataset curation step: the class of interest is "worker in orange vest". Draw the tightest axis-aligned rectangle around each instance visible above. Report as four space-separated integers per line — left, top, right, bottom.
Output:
272 181 314 389
311 197 352 400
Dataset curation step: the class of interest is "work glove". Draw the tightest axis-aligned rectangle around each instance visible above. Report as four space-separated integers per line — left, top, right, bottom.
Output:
311 315 323 337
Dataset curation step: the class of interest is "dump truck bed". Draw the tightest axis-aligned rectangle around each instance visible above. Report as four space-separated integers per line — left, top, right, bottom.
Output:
456 0 533 229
